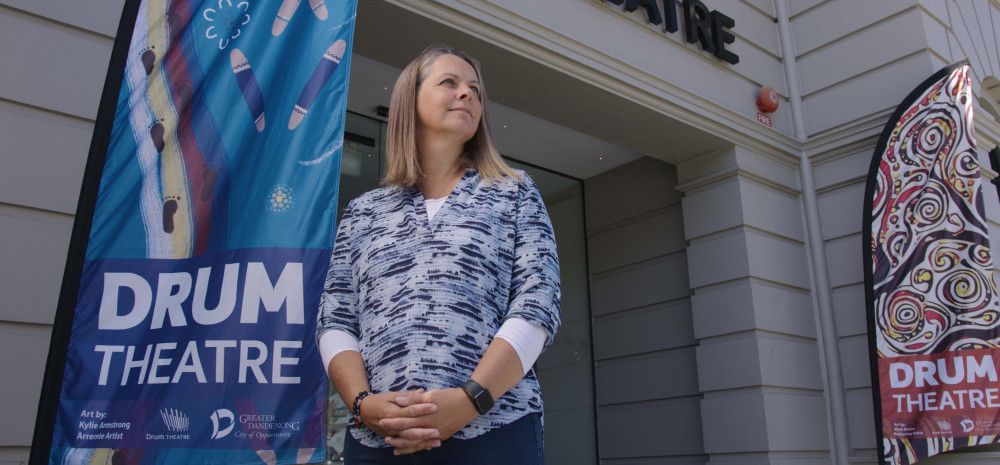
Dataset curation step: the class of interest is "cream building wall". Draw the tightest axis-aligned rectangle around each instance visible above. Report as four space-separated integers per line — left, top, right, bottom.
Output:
801 1 1000 463
1 2 123 465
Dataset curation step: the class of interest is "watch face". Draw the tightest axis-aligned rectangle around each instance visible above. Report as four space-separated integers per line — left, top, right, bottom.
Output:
463 380 494 414
474 389 494 414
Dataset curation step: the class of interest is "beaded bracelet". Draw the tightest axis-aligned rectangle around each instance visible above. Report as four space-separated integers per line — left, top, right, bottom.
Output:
351 390 371 431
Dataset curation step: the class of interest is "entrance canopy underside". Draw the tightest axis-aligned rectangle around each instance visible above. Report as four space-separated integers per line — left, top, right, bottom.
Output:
351 0 730 178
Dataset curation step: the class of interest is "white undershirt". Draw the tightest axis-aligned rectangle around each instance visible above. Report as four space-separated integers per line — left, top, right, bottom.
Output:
318 197 549 376
319 319 547 376
424 196 448 220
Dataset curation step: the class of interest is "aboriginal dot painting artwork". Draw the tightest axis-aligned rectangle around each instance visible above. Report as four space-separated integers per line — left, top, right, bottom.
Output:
47 1 358 465
865 63 1000 465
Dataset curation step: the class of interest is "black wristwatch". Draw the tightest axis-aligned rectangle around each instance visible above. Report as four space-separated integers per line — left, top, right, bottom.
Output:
461 379 494 415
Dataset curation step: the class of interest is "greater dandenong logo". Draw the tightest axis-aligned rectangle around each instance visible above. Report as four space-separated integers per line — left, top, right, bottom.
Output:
160 408 189 433
210 409 236 439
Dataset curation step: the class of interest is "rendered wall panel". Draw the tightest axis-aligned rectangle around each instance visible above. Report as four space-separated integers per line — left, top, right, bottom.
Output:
791 0 914 56
746 280 816 338
0 100 91 214
722 31 790 96
0 449 30 465
593 299 695 360
678 146 800 192
604 456 707 465
0 7 111 119
831 283 867 338
0 0 125 37
543 407 601 464
825 233 863 288
918 0 949 25
691 279 758 339
682 178 745 240
0 205 72 325
739 178 805 241
700 389 769 453
0 323 51 445
693 279 817 339
590 252 690 316
757 334 824 390
950 4 990 74
811 149 870 189
595 348 699 405
920 7 956 63
816 181 864 240
696 332 763 391
597 398 705 458
744 228 810 290
705 452 832 465
744 0 776 18
839 334 873 389
538 319 592 369
698 331 823 391
788 0 823 18
585 156 700 463
687 228 750 288
844 387 877 451
588 206 685 274
726 0 781 56
991 1 1000 70
802 51 936 135
761 389 830 451
585 157 681 232
798 8 928 97
537 362 595 412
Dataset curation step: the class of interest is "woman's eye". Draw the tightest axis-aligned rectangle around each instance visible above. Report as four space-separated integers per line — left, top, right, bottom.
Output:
441 78 455 86
470 86 480 95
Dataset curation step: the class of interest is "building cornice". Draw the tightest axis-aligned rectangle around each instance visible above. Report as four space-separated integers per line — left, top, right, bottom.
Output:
388 0 802 161
388 0 1000 179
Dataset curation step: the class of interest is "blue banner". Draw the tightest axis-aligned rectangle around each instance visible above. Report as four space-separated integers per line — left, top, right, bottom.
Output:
49 1 357 464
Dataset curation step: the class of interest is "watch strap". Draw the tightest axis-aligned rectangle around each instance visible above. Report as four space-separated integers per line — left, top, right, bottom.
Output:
461 379 494 415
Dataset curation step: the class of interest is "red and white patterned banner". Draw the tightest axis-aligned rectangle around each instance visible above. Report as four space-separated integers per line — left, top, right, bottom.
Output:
865 63 1000 464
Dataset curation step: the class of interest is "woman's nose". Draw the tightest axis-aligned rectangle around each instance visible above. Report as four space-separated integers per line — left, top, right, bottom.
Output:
457 84 472 101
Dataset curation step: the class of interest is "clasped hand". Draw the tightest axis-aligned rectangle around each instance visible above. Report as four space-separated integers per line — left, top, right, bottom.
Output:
359 387 478 455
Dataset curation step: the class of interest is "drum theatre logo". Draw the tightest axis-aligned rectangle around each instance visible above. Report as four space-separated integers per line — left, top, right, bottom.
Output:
160 408 189 433
146 408 191 440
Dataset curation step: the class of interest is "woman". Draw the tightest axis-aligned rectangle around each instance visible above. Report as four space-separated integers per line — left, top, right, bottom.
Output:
316 45 561 464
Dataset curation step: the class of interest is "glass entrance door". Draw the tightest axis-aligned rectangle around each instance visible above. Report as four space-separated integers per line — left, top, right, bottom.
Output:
506 160 597 465
325 112 597 463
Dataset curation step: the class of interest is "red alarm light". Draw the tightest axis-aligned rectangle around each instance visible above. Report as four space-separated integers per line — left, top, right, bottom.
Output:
757 86 779 113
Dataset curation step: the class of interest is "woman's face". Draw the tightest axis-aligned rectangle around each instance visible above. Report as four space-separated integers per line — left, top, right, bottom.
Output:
415 54 482 143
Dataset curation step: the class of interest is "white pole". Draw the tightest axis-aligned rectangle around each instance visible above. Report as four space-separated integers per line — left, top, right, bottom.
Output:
774 1 851 464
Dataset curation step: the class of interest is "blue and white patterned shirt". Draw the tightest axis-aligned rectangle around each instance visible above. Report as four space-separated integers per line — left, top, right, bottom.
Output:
317 168 561 447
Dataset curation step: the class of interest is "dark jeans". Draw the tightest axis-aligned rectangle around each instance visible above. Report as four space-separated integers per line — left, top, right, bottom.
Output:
343 413 544 465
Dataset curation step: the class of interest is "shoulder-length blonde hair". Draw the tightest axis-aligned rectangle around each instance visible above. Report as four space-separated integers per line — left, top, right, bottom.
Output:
382 44 520 187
